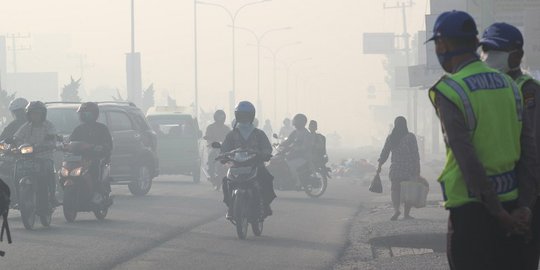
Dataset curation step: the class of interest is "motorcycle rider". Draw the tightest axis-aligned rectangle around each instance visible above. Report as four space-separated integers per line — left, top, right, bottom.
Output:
279 118 294 139
280 114 314 187
221 101 275 219
308 120 328 168
13 101 59 207
0 98 29 141
205 110 231 180
68 102 113 204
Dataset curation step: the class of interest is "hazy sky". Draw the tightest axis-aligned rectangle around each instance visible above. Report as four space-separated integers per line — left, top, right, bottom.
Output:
0 0 430 146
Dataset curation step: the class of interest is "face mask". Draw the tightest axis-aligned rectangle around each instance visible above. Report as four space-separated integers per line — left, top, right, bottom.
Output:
436 48 476 73
481 50 512 72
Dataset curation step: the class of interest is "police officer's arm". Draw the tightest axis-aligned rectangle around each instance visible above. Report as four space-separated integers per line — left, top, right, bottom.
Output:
517 81 540 208
436 92 504 215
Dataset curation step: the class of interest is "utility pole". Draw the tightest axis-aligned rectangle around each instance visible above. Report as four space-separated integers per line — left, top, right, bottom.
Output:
6 33 31 92
193 0 199 118
383 0 417 133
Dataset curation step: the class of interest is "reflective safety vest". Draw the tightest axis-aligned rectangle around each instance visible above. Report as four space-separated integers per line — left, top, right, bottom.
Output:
429 61 523 208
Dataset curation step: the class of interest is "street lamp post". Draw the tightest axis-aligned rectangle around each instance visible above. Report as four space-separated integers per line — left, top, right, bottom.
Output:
230 25 291 119
196 0 271 113
284 58 312 115
258 42 301 124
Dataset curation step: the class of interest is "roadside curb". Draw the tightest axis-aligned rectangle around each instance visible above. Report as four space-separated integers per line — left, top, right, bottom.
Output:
333 197 449 270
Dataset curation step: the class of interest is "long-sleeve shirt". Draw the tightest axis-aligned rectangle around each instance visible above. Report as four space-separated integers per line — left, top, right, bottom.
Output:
14 120 57 159
509 69 540 208
433 75 537 215
379 132 420 182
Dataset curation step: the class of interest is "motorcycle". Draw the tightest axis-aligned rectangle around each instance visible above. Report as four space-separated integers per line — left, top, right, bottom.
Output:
267 137 329 198
203 145 227 191
213 142 269 240
0 138 56 230
59 141 112 222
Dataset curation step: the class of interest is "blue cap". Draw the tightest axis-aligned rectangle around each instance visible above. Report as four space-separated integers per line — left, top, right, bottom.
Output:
427 10 478 42
479 22 524 51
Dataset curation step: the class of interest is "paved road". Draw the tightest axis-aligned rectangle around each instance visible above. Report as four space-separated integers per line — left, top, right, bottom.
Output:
0 175 366 270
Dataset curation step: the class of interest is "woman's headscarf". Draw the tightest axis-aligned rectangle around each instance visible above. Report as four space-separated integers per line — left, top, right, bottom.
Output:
388 116 409 150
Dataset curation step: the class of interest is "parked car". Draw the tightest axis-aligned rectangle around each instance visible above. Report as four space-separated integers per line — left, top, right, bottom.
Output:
46 102 159 196
146 106 202 182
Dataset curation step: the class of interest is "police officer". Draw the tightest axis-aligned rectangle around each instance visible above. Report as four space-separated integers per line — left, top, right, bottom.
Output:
69 102 113 204
0 98 29 141
480 22 540 270
221 101 275 219
427 11 534 269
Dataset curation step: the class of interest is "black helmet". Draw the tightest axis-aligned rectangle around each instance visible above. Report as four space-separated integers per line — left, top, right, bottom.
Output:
292 114 307 128
26 101 47 122
234 101 256 124
213 110 226 123
77 102 100 122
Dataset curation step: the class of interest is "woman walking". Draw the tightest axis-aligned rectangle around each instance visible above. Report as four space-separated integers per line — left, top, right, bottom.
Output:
378 116 420 221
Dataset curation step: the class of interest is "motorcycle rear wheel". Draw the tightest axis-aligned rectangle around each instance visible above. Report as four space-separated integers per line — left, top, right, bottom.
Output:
233 196 249 240
19 185 36 230
251 221 263 236
93 208 108 220
304 172 328 198
63 187 78 222
40 212 52 227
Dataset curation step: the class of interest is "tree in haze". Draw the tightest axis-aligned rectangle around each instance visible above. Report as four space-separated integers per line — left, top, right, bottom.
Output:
0 89 16 127
111 89 125 101
61 77 82 102
141 84 155 113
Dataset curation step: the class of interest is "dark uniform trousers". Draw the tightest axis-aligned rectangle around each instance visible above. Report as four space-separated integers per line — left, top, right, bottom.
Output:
447 201 522 270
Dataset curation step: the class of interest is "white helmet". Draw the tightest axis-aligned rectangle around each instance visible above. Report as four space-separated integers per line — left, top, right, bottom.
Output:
9 98 29 112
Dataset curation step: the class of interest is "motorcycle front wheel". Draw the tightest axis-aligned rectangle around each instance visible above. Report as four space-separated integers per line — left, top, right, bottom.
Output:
62 187 78 222
19 184 36 230
233 195 249 240
304 172 328 198
40 211 52 227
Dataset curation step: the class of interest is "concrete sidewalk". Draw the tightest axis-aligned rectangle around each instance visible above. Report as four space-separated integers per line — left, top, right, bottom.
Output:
334 192 449 270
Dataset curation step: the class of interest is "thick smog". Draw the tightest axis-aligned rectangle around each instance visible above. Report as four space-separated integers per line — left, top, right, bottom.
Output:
0 1 539 270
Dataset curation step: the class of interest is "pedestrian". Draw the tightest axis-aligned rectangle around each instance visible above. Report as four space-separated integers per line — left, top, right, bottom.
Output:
377 116 420 221
426 11 533 270
480 22 540 270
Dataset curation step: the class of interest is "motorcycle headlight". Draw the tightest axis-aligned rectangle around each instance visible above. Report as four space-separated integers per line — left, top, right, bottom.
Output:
70 167 83 177
20 146 34 154
60 167 69 177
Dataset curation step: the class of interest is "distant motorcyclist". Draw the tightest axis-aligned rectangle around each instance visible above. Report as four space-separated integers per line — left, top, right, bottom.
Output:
205 110 231 178
279 114 314 186
262 119 273 140
308 120 328 168
68 102 113 204
279 118 294 139
0 98 29 141
14 101 59 206
221 101 275 219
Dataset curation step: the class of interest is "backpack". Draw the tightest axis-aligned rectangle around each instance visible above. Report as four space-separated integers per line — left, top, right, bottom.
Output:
0 178 12 257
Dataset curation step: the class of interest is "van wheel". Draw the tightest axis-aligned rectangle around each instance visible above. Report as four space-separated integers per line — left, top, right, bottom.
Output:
129 166 152 196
